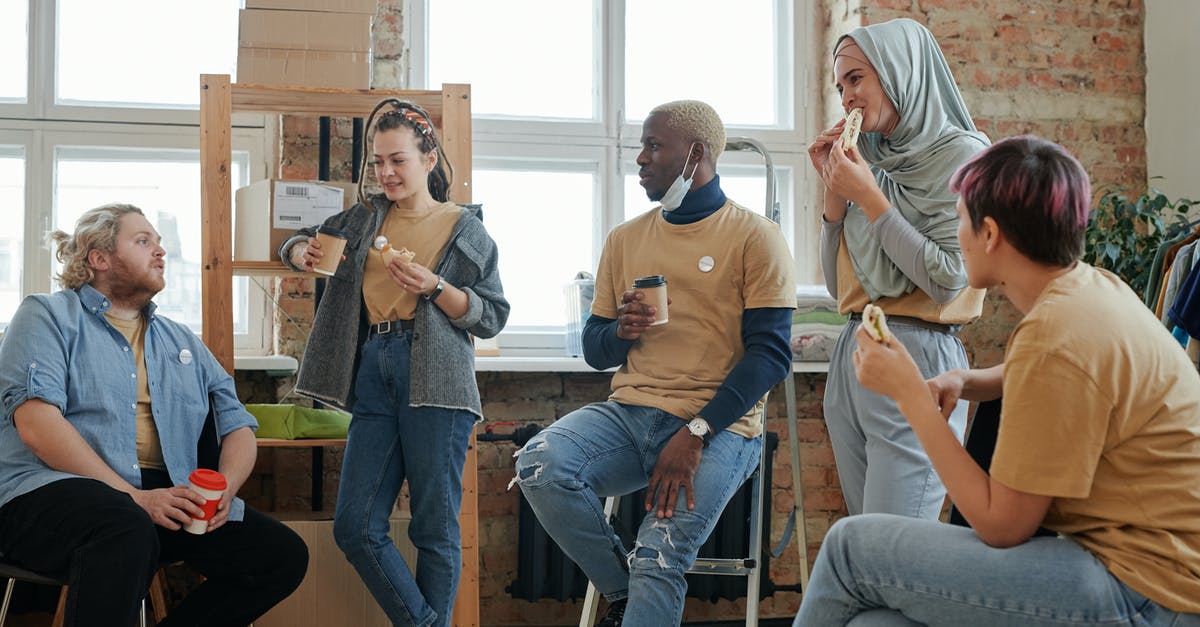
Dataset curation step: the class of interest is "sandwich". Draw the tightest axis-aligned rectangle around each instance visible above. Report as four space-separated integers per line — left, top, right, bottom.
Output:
840 108 863 151
862 303 892 344
374 237 417 264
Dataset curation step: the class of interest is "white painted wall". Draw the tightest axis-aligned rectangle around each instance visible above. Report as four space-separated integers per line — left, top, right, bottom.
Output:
1145 0 1200 201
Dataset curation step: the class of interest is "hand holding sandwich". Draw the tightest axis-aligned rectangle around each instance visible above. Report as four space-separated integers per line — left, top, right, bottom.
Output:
852 322 931 414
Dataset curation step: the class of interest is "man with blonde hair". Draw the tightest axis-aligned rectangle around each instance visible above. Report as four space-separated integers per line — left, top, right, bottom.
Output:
515 100 796 626
0 203 307 626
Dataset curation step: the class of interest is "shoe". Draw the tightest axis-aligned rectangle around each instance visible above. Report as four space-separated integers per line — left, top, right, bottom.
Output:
596 598 626 627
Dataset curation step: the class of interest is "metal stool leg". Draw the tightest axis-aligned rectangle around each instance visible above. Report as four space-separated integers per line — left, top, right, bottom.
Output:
579 495 621 627
0 578 14 627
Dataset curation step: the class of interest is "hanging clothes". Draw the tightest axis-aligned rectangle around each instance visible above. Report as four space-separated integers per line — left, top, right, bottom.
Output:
1160 241 1198 325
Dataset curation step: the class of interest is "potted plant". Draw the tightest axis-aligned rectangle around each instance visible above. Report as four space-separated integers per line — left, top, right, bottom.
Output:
1083 185 1197 297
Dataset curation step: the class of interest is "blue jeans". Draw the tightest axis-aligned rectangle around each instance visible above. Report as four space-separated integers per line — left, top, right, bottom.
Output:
514 401 760 627
824 319 969 517
794 514 1200 626
333 330 476 627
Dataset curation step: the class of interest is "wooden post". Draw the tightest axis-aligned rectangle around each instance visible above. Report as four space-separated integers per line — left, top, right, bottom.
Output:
199 74 234 375
441 83 480 627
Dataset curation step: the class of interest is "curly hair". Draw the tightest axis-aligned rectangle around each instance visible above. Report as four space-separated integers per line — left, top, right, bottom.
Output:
48 203 144 290
649 100 727 162
357 98 454 205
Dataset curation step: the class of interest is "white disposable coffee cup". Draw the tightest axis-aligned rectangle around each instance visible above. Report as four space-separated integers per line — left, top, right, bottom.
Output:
184 469 227 535
312 227 348 277
632 275 669 326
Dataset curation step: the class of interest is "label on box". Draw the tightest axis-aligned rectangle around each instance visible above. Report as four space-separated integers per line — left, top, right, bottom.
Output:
273 183 345 229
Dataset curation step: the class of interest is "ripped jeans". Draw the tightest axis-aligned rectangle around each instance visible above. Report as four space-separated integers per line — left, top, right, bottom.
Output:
514 401 760 627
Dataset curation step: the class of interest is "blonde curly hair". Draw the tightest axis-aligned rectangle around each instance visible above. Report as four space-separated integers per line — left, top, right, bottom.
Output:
48 203 144 290
649 100 726 162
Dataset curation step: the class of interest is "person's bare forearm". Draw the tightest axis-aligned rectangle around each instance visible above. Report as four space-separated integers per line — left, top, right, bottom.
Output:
961 364 1004 402
14 399 136 494
217 427 257 496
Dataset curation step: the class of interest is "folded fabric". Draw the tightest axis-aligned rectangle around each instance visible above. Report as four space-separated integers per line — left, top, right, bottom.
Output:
792 286 847 361
248 404 350 440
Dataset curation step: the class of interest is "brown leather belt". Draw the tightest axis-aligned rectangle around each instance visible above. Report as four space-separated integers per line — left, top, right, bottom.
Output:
848 312 958 335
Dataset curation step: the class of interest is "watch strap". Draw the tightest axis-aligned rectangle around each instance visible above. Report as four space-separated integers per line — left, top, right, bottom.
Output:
424 276 444 302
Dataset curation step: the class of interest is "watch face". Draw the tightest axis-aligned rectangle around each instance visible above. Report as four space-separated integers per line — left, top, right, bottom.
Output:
688 419 708 436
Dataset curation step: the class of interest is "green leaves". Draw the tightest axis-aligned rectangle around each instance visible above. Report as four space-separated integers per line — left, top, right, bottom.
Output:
1083 184 1196 296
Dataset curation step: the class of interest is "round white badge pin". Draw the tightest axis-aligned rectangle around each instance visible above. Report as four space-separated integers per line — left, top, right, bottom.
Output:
698 255 715 273
179 349 193 365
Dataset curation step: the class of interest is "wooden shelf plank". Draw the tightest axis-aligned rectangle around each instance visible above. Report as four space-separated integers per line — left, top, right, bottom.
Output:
232 261 310 277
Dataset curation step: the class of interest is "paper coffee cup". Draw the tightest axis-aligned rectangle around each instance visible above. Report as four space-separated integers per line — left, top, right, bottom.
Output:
184 468 227 535
312 227 348 277
632 275 669 326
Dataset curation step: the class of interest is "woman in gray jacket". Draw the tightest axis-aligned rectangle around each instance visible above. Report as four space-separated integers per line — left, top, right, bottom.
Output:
280 98 508 627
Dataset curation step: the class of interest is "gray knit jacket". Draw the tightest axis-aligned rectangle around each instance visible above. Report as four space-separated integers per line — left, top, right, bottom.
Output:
279 195 509 418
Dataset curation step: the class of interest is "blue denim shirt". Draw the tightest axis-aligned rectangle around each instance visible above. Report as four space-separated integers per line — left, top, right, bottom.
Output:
0 286 257 521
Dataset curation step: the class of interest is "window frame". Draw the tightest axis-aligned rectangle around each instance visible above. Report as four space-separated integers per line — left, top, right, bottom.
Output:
1 0 273 351
409 0 818 354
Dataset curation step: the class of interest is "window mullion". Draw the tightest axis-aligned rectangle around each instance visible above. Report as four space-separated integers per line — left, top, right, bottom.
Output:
600 0 625 235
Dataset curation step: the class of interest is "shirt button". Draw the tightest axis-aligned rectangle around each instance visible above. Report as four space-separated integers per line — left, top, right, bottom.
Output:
132 463 139 470
131 403 136 409
130 373 136 378
124 347 130 352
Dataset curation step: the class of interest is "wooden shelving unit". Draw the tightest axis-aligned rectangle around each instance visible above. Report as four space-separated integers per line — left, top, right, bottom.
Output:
198 75 479 626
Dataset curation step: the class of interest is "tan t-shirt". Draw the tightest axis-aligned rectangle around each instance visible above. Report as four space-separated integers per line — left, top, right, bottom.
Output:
592 201 796 437
105 313 165 471
990 263 1200 613
363 202 460 325
835 233 984 323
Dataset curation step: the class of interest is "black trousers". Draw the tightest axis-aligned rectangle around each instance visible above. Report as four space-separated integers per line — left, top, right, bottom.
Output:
0 473 308 627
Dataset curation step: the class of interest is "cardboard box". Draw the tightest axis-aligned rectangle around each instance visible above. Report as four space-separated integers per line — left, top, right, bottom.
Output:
256 513 417 627
245 0 377 14
235 179 358 262
239 9 372 53
237 46 372 89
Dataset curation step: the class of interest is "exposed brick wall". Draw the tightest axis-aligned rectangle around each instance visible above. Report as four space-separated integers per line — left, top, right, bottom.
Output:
233 1 1147 624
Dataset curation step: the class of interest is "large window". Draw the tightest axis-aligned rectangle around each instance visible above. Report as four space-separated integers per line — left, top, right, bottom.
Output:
1 1 269 348
412 0 813 353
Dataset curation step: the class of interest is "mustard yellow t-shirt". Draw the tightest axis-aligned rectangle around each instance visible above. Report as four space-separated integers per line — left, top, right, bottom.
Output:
105 313 165 471
592 201 796 437
363 202 460 325
990 263 1200 612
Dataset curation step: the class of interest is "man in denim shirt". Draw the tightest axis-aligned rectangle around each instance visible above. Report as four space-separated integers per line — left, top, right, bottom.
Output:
0 204 307 627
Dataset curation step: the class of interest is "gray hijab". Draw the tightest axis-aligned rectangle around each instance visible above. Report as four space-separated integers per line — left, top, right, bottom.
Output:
839 18 990 300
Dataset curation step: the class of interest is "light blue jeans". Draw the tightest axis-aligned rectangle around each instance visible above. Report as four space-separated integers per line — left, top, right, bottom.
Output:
514 401 760 627
794 514 1200 626
333 330 476 627
824 318 970 518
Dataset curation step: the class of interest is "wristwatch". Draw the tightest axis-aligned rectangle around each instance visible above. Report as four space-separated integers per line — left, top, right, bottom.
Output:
686 417 711 447
424 276 445 302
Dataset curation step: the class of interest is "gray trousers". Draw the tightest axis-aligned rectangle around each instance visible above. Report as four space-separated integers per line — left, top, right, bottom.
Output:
823 317 970 518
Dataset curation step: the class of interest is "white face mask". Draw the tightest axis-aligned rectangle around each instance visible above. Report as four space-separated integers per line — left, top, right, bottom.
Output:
659 143 700 212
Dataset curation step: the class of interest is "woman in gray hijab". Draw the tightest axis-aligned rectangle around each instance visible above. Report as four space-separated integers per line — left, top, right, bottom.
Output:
808 18 989 519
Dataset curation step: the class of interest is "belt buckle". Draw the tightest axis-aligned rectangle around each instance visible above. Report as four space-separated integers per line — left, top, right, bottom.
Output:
376 320 392 335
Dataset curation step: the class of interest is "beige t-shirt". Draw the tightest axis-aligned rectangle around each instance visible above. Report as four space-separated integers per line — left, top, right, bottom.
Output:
363 202 460 325
105 313 165 471
990 263 1200 613
592 201 796 437
835 233 984 323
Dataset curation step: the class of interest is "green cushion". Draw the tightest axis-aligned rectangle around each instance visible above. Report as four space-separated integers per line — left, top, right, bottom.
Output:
248 404 350 440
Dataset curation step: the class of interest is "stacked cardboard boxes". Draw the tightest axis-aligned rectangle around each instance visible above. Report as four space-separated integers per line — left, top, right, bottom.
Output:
237 0 375 89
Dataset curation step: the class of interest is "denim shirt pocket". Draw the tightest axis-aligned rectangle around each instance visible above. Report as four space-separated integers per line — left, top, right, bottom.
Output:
157 356 209 442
